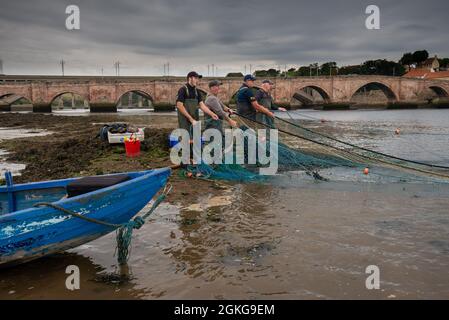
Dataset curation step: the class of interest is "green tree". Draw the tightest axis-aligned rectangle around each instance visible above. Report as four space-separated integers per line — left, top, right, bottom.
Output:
399 52 414 67
338 65 362 75
305 63 320 76
438 58 449 68
226 72 244 77
320 62 338 75
287 67 297 77
254 68 280 77
412 50 429 64
296 66 312 76
280 67 299 77
360 59 405 76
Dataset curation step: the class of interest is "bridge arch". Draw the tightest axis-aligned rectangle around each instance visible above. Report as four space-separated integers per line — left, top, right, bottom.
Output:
350 81 398 104
0 93 33 111
291 85 331 106
115 89 154 110
0 92 33 102
50 91 90 112
428 86 449 98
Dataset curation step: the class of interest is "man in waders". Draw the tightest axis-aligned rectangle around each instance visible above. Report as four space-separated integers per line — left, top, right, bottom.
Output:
235 75 274 165
176 71 219 135
255 79 287 127
176 71 218 166
236 74 274 123
204 80 238 134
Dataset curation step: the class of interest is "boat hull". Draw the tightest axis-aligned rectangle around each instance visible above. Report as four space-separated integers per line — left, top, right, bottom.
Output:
0 168 170 267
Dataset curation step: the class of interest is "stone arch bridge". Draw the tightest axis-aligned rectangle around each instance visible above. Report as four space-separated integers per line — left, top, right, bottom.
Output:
0 75 448 112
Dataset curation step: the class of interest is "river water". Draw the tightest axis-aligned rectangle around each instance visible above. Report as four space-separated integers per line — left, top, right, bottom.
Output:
1 109 449 299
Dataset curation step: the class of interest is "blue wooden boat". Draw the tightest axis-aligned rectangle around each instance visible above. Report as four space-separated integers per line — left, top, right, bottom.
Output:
0 168 171 267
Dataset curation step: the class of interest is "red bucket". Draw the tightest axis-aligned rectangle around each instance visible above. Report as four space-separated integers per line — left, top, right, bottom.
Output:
124 134 141 157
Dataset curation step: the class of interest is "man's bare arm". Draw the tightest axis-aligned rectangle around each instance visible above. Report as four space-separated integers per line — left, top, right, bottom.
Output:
176 101 196 124
199 101 219 120
251 101 274 118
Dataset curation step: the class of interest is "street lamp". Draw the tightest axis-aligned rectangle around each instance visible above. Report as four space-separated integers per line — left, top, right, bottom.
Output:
330 66 338 76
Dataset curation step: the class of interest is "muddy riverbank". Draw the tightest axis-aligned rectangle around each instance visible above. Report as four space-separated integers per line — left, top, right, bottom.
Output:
0 112 222 203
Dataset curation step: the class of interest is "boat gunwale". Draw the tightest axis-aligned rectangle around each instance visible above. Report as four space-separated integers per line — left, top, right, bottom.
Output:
0 168 171 220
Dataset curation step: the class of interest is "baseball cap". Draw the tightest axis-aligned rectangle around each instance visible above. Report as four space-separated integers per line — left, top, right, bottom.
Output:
208 80 223 88
187 71 203 79
243 74 256 81
262 79 274 85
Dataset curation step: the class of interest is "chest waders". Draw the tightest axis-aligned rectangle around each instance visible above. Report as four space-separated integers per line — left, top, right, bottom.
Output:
177 85 200 136
204 94 224 135
256 93 275 128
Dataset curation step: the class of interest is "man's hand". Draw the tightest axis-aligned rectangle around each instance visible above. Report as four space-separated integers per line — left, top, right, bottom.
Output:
267 111 275 118
199 101 219 121
278 107 287 112
191 119 198 126
227 108 235 115
229 119 238 128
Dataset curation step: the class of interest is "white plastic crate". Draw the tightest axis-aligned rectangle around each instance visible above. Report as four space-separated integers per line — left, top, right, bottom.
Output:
107 128 145 144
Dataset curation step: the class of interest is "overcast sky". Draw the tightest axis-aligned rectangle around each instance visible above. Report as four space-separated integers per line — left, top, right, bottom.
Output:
0 0 448 76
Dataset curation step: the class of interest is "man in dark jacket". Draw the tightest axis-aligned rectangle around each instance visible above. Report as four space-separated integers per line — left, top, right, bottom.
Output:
236 74 274 121
176 71 219 134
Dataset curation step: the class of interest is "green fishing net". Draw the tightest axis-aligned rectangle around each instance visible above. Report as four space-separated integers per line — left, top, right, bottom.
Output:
177 113 449 184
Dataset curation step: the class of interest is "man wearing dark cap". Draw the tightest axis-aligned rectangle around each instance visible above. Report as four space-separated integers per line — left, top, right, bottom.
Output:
255 79 287 127
176 71 219 133
204 80 238 134
236 74 274 122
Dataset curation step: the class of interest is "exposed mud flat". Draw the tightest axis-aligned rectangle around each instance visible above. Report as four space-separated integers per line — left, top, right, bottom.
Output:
0 112 221 202
0 126 52 176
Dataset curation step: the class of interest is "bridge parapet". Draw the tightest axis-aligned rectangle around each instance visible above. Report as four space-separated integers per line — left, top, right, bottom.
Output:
0 75 448 112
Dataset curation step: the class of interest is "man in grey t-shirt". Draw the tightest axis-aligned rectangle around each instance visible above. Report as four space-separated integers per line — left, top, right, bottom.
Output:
204 80 237 134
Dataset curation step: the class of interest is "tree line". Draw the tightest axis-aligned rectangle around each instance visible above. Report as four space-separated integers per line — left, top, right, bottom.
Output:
226 50 449 78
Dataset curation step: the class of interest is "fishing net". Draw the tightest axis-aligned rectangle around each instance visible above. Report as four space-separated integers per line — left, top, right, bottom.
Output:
178 112 449 184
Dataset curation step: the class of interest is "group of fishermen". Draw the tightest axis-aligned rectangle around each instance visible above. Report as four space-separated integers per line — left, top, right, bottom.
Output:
175 71 286 135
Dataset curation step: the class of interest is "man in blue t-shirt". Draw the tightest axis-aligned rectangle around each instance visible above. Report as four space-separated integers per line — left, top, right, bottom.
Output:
236 74 274 121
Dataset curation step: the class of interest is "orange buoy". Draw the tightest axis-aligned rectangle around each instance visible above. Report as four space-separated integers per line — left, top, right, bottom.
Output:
395 128 400 135
186 172 193 178
363 168 369 175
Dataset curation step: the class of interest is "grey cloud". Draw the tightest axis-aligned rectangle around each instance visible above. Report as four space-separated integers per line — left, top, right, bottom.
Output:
0 0 448 75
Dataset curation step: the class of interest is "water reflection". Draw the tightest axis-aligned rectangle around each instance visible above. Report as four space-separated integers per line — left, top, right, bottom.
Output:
163 182 281 286
0 252 146 299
